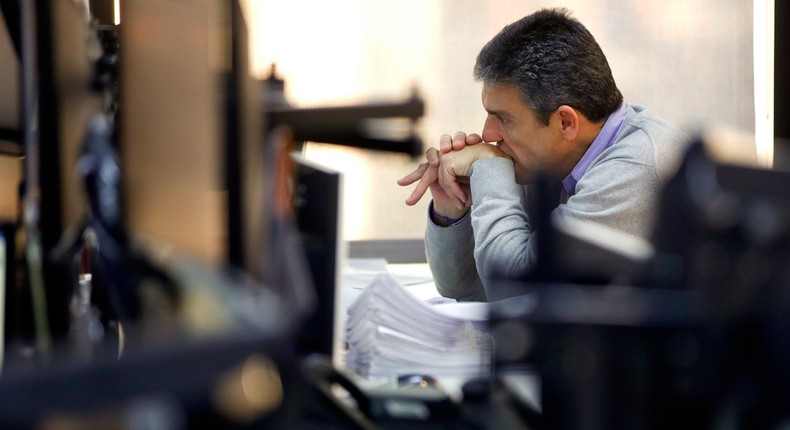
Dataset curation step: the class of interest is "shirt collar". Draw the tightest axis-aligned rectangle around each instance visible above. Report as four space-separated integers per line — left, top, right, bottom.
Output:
561 103 628 196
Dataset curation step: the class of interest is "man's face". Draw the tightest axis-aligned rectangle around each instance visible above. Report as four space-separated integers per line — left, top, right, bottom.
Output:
480 83 567 184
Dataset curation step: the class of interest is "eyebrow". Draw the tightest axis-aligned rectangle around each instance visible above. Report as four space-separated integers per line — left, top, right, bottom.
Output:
486 108 513 121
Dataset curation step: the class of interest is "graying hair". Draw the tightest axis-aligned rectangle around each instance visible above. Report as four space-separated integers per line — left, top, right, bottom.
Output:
474 8 623 126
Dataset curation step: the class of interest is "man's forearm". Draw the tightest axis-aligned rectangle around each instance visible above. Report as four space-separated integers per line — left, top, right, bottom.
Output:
425 210 487 301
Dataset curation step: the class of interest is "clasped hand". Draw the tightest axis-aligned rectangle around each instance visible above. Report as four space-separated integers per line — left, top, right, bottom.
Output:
397 132 509 219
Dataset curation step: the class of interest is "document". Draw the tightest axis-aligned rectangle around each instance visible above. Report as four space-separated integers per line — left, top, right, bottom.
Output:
344 272 491 381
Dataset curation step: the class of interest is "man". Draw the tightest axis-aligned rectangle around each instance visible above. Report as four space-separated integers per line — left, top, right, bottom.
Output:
398 8 688 302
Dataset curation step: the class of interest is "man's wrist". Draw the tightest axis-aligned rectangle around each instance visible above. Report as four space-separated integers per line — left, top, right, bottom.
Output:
430 202 468 227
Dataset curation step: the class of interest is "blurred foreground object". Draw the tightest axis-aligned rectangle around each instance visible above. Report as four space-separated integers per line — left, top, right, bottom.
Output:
488 134 790 429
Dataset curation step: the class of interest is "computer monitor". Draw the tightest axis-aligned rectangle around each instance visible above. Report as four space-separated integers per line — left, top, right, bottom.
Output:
290 153 345 364
0 2 20 155
88 0 115 26
226 0 268 278
16 0 105 343
777 1 789 142
21 0 103 254
0 8 21 355
120 0 270 277
1 5 301 423
119 0 223 264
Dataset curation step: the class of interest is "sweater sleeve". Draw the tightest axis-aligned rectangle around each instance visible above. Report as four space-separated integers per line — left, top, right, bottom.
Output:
469 158 537 296
424 203 487 301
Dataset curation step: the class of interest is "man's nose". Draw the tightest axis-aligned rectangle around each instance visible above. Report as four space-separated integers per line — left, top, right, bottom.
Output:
481 115 503 143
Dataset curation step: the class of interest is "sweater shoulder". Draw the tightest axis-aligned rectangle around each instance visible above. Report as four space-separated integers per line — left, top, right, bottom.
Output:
599 105 689 177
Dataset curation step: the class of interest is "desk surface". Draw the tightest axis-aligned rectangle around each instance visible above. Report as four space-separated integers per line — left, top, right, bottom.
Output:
339 259 540 409
341 259 440 311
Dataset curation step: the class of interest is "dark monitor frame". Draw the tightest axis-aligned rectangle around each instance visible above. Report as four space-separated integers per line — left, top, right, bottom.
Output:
291 153 344 361
225 0 266 276
776 0 789 141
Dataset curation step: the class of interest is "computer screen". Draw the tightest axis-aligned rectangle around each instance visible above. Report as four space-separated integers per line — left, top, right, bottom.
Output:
291 153 345 364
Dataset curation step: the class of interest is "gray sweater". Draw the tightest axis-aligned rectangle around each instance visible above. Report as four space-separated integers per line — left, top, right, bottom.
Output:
425 105 689 301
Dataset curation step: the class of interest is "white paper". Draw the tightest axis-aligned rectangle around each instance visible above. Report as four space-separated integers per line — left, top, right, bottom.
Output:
345 272 491 381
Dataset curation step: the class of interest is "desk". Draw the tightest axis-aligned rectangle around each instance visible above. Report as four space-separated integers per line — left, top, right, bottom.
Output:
339 259 540 411
342 259 440 307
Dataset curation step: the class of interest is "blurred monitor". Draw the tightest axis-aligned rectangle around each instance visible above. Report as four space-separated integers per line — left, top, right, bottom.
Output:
291 153 345 363
0 6 21 221
777 0 789 141
120 0 264 270
16 0 104 339
88 0 116 25
227 0 268 278
0 2 19 155
17 0 104 250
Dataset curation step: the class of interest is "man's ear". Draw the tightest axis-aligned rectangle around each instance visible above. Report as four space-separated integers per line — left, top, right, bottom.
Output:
556 105 579 141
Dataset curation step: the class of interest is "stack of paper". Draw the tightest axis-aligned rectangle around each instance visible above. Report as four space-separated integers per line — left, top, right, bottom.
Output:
345 273 491 380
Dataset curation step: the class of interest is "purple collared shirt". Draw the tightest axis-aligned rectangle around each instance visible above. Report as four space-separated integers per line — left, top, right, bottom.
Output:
561 103 628 196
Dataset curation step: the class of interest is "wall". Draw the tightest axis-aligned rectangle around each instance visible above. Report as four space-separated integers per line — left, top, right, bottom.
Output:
242 0 755 240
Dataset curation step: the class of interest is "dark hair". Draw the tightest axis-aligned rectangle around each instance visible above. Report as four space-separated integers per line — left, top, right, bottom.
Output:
474 8 623 125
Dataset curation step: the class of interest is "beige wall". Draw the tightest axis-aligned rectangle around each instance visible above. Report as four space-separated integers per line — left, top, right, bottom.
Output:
243 0 754 240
